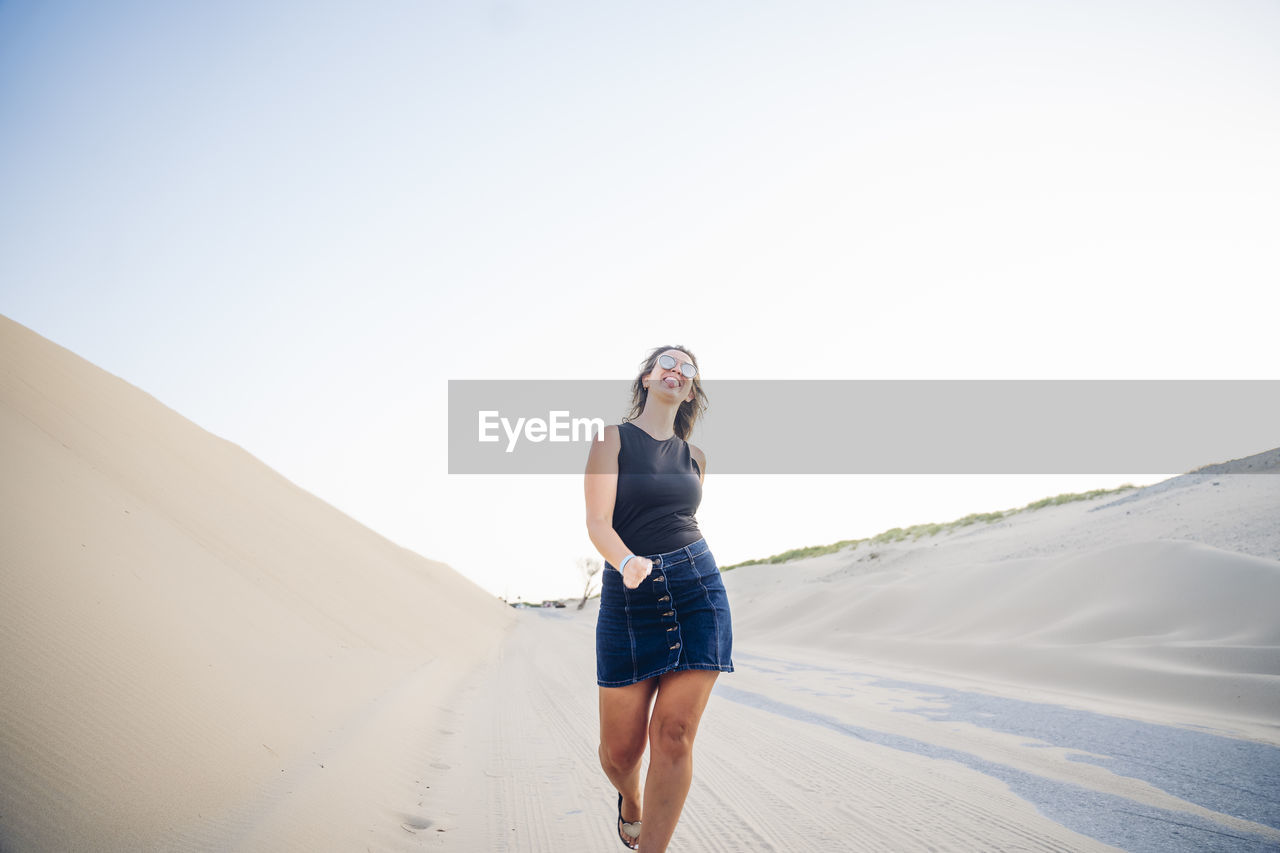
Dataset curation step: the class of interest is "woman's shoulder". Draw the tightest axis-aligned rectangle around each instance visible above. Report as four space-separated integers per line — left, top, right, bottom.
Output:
588 424 622 452
585 424 621 472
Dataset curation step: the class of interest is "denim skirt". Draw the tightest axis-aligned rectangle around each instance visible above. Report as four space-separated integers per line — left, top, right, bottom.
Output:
596 537 734 687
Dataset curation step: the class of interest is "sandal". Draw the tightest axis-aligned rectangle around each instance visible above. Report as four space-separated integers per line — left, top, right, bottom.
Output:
616 791 641 850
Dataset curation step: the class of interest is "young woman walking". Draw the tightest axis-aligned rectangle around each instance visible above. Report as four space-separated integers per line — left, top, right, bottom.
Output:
584 345 734 851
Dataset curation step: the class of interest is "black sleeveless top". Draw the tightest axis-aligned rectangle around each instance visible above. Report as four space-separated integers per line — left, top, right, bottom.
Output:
612 421 703 556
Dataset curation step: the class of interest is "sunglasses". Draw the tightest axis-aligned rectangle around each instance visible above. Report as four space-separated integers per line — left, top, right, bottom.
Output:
657 354 698 379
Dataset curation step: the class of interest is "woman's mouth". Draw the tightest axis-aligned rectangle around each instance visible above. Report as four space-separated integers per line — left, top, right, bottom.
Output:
663 377 680 388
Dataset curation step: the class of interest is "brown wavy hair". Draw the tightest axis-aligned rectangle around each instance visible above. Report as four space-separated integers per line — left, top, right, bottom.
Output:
624 345 708 441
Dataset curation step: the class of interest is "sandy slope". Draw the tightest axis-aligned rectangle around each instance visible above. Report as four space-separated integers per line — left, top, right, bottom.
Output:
0 315 514 852
725 459 1280 739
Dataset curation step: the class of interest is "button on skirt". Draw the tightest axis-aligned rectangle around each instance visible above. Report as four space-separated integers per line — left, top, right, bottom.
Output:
596 537 734 687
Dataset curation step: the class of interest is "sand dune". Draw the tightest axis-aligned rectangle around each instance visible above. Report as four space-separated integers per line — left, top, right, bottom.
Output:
725 460 1280 737
4 311 1278 851
0 315 514 851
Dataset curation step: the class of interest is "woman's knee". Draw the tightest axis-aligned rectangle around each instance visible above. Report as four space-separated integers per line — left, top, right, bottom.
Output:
649 714 696 760
600 734 646 771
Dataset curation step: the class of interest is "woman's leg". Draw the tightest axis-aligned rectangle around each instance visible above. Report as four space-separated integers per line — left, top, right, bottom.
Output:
639 669 720 852
599 679 660 827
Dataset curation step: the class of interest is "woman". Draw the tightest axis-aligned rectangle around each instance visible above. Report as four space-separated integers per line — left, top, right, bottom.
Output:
584 345 734 851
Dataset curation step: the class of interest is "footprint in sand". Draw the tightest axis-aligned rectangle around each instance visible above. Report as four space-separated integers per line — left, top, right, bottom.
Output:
399 816 434 833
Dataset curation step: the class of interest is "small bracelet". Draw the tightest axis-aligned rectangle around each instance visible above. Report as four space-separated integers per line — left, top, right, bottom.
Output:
618 554 637 572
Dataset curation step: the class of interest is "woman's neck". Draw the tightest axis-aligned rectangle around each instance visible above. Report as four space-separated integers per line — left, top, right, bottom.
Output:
632 406 678 440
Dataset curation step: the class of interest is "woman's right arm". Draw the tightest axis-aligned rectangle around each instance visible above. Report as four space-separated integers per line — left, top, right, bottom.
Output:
585 425 653 586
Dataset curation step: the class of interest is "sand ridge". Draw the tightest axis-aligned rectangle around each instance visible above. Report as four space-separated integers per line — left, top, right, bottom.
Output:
725 461 1280 738
0 315 514 851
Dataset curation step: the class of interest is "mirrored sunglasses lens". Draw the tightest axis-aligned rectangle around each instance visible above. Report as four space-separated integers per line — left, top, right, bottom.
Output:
658 354 696 378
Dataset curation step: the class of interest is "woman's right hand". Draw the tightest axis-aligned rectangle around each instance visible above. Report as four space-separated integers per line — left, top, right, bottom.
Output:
621 556 654 590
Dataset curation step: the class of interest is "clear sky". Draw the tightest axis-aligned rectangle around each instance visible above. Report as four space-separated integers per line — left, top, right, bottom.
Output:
3 1 1277 602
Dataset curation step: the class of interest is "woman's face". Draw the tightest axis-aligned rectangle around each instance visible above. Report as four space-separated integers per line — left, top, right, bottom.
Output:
645 349 696 403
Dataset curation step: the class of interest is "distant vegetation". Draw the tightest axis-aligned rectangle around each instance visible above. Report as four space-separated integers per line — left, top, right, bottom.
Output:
718 484 1137 572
